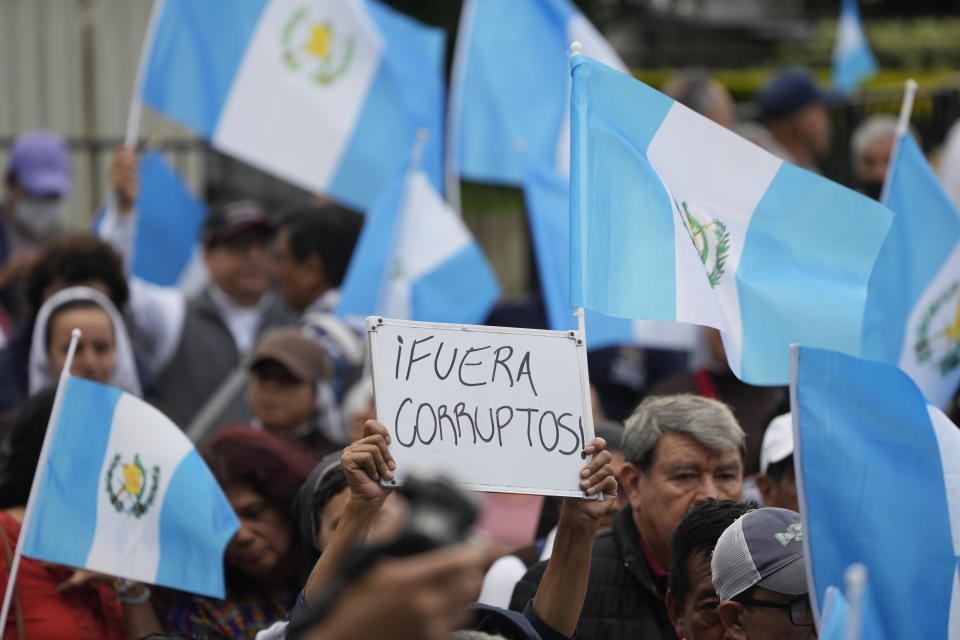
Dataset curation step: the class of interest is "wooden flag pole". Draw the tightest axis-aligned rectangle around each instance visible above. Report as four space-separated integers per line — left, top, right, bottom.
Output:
0 329 82 630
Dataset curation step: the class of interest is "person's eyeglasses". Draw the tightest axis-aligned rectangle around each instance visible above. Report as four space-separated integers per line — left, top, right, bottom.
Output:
738 595 814 626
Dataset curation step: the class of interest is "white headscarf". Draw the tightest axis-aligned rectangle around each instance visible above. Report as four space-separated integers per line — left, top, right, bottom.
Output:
28 285 142 396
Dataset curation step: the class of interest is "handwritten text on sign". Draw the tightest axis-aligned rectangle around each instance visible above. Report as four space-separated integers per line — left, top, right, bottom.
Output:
368 318 594 497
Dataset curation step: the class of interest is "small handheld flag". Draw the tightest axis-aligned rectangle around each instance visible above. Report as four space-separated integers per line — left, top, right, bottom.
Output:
863 81 960 408
832 0 878 94
338 163 499 325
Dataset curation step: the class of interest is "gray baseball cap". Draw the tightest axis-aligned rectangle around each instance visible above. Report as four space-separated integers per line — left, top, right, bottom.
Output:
711 507 807 602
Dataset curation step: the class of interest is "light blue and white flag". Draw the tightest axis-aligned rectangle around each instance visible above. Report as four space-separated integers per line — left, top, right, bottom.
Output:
862 132 960 408
524 166 698 351
338 168 499 324
569 55 894 385
792 346 960 639
23 376 239 598
450 0 625 185
832 0 878 94
141 0 445 211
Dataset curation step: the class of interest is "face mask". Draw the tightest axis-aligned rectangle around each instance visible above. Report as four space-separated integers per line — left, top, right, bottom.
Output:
12 197 61 241
860 180 885 201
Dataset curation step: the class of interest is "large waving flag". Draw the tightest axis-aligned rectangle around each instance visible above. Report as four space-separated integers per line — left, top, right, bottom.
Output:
524 166 698 351
141 0 444 211
338 168 499 324
832 0 878 94
792 346 960 639
569 55 894 384
23 376 239 598
450 0 625 185
861 132 960 408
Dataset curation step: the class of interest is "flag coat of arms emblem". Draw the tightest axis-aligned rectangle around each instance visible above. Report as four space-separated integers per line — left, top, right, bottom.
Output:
22 377 239 598
142 0 445 211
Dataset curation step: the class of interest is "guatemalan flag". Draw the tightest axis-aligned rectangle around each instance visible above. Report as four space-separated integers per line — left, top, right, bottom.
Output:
569 55 894 385
524 165 698 352
23 376 239 598
862 132 960 408
832 0 878 94
792 346 960 639
337 167 499 324
141 0 444 211
450 0 625 185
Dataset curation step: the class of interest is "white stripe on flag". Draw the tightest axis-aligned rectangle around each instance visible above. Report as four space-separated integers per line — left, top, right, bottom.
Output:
928 405 960 637
85 394 193 583
900 243 960 408
645 102 782 374
382 171 471 318
214 0 383 192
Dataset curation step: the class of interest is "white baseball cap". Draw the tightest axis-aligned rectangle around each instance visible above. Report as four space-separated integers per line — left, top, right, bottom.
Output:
760 413 794 475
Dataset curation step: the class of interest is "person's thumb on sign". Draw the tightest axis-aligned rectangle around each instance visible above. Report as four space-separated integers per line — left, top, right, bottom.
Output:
340 420 397 510
564 437 619 527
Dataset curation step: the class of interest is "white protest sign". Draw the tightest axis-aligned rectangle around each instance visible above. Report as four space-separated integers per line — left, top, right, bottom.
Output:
367 317 595 497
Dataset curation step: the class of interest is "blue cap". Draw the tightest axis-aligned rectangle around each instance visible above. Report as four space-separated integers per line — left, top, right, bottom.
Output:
9 131 72 197
758 68 841 123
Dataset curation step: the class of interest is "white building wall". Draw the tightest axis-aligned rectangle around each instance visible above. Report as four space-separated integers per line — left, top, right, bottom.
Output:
0 0 204 228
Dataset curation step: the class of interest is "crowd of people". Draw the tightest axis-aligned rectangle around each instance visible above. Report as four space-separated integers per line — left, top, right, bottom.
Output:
0 63 958 640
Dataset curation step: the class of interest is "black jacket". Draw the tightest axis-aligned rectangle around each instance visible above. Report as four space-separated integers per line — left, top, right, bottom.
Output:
509 507 677 640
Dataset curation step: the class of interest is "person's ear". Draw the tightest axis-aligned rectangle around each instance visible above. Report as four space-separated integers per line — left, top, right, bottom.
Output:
665 588 685 639
618 462 644 511
756 473 775 506
717 601 748 640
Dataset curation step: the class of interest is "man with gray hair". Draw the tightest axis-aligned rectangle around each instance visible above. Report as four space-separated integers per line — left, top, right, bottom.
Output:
850 114 899 200
511 394 745 640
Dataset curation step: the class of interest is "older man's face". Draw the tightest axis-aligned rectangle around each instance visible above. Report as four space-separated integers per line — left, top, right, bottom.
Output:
623 433 743 567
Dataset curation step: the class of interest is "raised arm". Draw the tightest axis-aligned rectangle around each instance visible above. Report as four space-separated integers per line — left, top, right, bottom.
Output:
302 419 395 605
530 437 617 638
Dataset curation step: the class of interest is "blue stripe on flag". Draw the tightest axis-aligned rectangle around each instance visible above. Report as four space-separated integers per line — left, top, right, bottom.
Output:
795 347 956 639
569 55 675 317
133 151 206 286
524 166 634 349
738 163 891 383
328 0 446 209
337 170 408 318
411 243 499 324
142 0 266 136
156 450 237 599
862 133 960 363
456 0 573 184
23 378 121 568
